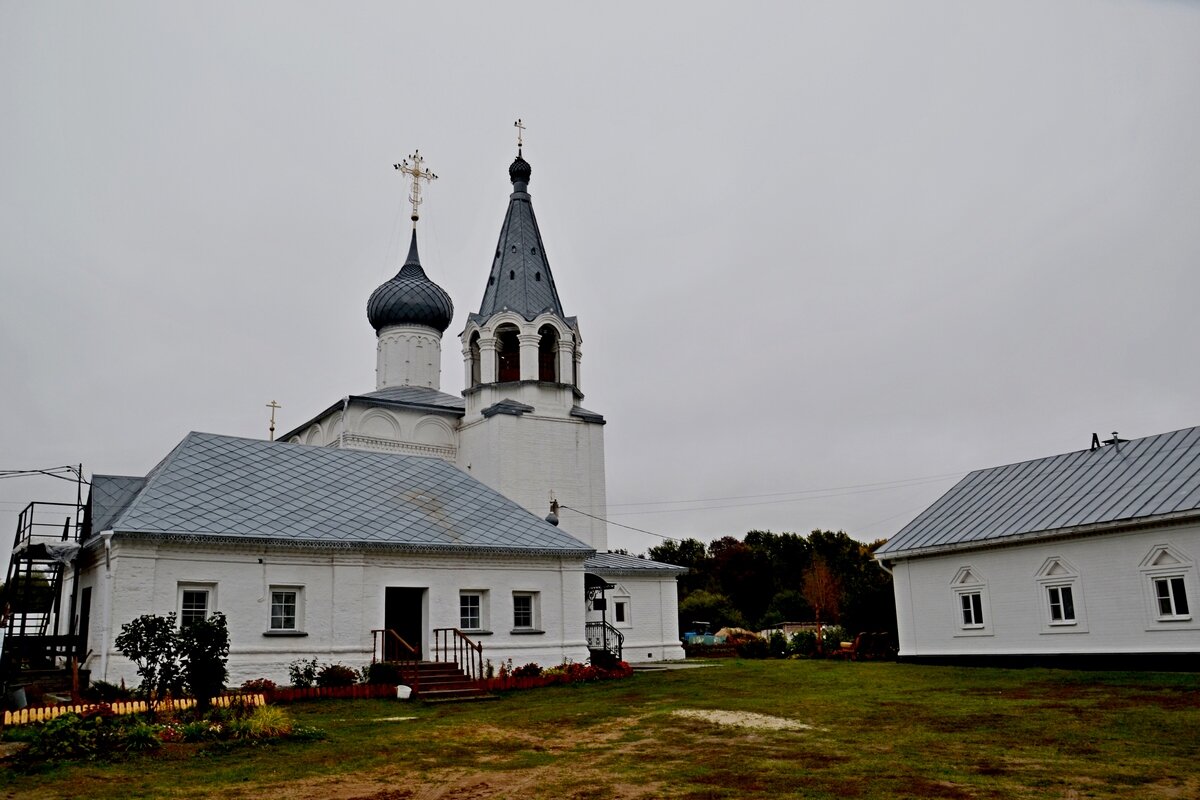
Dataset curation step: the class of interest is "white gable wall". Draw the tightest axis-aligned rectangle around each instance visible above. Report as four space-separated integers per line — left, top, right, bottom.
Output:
891 522 1200 657
589 574 685 661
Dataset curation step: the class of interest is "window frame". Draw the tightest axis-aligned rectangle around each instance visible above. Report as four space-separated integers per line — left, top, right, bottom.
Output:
1139 544 1198 630
1034 557 1088 634
511 591 542 633
177 583 216 628
265 585 306 636
459 590 489 633
950 567 992 637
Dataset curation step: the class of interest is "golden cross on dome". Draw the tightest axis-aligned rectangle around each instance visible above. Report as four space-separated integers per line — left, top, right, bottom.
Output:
514 118 526 153
394 150 438 226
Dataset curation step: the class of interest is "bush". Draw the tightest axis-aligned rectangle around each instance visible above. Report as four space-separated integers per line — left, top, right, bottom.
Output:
822 625 847 653
246 705 293 738
768 631 788 658
788 631 817 657
114 614 183 712
364 662 404 685
288 657 320 688
512 662 542 678
735 637 770 659
239 678 277 694
179 612 229 712
315 663 358 687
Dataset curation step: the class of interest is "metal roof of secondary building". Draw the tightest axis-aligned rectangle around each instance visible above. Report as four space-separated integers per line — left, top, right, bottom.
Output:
584 551 687 575
89 431 594 557
876 426 1200 559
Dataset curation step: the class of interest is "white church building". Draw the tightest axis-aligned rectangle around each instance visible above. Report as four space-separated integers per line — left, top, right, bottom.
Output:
70 145 686 687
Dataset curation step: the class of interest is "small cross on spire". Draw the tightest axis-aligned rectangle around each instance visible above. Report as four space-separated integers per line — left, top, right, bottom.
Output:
266 400 282 441
514 118 526 154
394 150 438 227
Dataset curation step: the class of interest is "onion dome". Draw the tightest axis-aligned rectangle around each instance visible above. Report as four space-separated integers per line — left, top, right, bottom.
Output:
367 231 454 333
509 154 531 190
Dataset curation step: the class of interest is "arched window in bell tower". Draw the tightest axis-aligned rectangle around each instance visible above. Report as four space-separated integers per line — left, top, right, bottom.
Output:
469 331 481 387
496 324 521 383
538 325 558 382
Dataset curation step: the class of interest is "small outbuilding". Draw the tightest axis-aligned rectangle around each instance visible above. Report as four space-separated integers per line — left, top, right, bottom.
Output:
875 427 1200 666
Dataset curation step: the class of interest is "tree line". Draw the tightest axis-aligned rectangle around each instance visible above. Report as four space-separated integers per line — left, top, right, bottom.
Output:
645 529 895 637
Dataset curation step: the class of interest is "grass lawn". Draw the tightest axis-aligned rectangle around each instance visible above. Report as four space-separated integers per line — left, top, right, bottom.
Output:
3 659 1199 799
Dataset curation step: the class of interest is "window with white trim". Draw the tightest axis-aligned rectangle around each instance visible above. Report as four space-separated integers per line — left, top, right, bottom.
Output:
1154 576 1189 618
269 586 304 632
460 591 488 631
950 567 990 636
1047 585 1075 622
1035 556 1087 633
178 583 216 627
1140 544 1196 628
512 592 540 631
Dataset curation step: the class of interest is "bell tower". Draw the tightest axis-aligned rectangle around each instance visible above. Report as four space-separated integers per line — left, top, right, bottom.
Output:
457 131 608 550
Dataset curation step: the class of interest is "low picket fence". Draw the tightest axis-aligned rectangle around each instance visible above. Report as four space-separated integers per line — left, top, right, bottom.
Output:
2 693 266 726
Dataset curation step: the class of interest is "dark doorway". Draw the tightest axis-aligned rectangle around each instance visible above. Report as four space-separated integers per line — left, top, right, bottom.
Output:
384 587 425 660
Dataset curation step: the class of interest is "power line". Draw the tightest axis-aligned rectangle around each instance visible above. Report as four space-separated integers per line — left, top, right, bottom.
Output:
558 504 679 543
604 471 965 510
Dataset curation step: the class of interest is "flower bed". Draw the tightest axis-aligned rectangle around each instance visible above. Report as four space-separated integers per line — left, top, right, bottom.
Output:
484 660 632 691
264 683 399 704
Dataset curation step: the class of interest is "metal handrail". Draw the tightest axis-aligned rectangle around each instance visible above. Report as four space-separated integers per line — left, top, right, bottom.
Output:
431 628 484 683
585 620 624 662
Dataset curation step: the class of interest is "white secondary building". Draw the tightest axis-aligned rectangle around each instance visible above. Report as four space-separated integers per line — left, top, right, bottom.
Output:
59 145 685 687
875 427 1200 666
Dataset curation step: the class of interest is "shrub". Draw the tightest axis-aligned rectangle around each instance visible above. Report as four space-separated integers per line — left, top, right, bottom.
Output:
288 657 320 688
735 637 770 659
788 631 817 657
364 662 403 685
179 611 229 712
512 662 543 678
768 631 788 658
247 705 293 738
239 678 278 694
315 663 358 687
821 625 847 654
114 613 182 712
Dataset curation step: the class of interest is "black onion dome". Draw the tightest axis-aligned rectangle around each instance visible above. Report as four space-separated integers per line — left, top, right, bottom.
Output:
509 154 531 188
367 231 454 333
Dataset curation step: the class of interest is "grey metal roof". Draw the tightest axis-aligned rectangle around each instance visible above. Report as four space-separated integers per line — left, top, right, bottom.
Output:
92 431 594 556
357 386 465 415
366 231 454 333
585 551 687 575
877 426 1200 558
474 153 565 321
88 475 147 534
276 388 464 443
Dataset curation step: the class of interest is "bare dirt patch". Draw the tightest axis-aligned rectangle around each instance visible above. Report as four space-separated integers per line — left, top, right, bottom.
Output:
670 708 817 731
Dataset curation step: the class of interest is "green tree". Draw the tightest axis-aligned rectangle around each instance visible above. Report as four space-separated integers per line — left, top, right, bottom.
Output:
178 612 229 712
678 589 747 632
114 613 182 715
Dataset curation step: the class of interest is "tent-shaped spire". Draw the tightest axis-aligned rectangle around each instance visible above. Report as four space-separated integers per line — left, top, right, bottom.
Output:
476 153 564 320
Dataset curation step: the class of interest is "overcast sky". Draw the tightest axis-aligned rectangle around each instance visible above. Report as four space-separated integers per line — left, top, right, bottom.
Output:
2 1 1198 557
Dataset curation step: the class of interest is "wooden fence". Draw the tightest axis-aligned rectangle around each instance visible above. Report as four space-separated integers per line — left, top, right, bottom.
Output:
2 693 266 726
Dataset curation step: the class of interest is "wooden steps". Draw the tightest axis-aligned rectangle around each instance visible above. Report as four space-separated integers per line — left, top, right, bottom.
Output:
400 661 491 702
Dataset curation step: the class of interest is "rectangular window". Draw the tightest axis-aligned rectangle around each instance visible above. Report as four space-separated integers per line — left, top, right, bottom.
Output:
614 601 627 623
513 593 534 629
270 589 298 630
1155 577 1190 617
180 589 209 627
460 593 482 630
960 592 983 626
1048 585 1075 622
